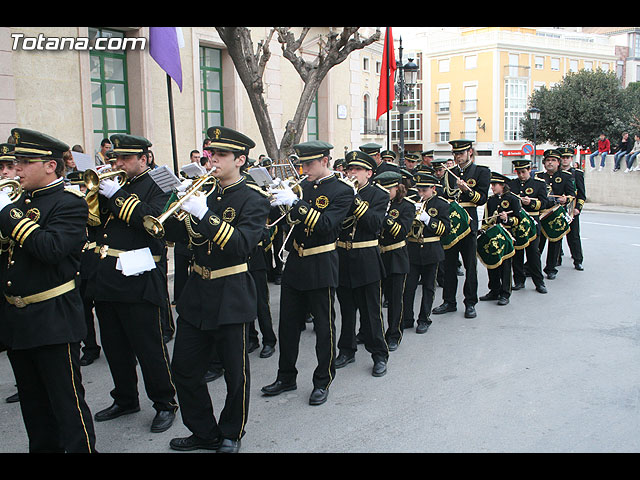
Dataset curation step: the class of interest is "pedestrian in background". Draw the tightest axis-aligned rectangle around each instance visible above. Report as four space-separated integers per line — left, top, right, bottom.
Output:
588 133 610 171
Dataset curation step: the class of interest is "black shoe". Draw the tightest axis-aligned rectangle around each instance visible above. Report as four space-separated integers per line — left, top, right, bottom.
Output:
574 263 584 271
247 340 259 353
497 297 509 306
464 305 477 318
274 276 282 285
383 299 389 308
387 339 399 351
204 369 224 383
261 380 297 396
309 388 329 405
535 284 548 294
372 360 387 377
259 344 275 358
94 402 141 422
432 302 456 315
151 410 176 433
479 292 499 301
5 392 19 403
80 353 99 366
355 333 364 344
416 321 431 334
512 282 525 291
457 267 464 276
335 352 355 369
163 333 173 344
170 434 221 451
217 438 241 453
546 272 557 280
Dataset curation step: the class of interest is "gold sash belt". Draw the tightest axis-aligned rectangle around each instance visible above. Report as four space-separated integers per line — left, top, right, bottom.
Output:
336 239 379 251
5 279 76 308
94 245 161 262
192 262 248 280
292 240 336 257
380 240 406 253
407 236 441 244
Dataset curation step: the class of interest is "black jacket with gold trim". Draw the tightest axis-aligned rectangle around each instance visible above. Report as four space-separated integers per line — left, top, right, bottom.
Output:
482 191 521 233
565 167 586 212
0 178 88 350
337 181 389 288
164 176 270 329
379 196 414 275
407 193 451 265
91 168 171 308
442 162 490 232
507 175 548 219
281 173 354 291
534 169 576 209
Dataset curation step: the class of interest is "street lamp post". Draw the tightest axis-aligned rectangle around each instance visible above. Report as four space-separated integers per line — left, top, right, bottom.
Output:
529 107 540 171
395 37 419 168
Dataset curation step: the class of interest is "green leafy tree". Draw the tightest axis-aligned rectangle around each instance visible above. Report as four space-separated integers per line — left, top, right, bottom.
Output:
520 69 635 150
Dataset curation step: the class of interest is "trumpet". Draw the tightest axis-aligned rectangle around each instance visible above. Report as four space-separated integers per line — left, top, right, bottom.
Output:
265 175 308 228
143 167 218 238
0 178 23 201
83 167 127 192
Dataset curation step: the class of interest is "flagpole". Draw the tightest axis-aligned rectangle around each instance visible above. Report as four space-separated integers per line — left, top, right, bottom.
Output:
166 74 179 176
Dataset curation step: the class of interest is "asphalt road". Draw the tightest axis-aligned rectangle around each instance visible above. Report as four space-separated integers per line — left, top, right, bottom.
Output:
1 206 639 453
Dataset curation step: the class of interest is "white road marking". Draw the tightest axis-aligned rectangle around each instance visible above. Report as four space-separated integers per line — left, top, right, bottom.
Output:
582 221 640 229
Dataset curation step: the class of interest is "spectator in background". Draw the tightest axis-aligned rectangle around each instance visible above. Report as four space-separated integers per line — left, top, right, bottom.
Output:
613 132 632 172
95 138 111 166
63 149 77 176
589 133 610 172
625 133 640 172
189 150 201 165
201 138 212 167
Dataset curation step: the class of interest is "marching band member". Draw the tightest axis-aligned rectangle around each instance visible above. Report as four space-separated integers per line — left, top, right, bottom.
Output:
0 128 95 452
479 172 521 306
403 172 450 334
334 151 389 377
90 133 178 434
261 140 353 406
558 147 585 271
376 171 415 351
508 159 548 294
535 149 576 280
161 126 269 453
433 139 490 319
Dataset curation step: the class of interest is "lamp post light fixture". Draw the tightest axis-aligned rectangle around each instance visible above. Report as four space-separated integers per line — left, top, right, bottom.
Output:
395 37 419 168
529 107 541 171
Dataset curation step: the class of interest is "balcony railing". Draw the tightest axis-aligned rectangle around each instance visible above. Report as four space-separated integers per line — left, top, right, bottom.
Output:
361 117 387 136
460 130 477 141
504 64 530 78
435 101 450 114
434 131 450 142
460 99 477 112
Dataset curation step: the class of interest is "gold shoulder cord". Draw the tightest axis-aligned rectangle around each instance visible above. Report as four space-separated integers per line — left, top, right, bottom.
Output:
443 172 461 200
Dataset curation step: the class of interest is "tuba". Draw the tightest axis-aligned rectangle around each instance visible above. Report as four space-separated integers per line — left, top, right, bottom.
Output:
83 167 127 192
143 167 218 238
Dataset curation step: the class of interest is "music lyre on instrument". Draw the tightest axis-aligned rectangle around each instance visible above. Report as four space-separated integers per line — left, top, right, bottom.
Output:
142 166 218 238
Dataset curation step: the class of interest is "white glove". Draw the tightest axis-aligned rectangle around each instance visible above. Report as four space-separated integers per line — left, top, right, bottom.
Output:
418 211 431 223
180 193 209 220
415 202 424 212
0 191 12 211
176 179 193 193
271 187 298 207
99 178 121 199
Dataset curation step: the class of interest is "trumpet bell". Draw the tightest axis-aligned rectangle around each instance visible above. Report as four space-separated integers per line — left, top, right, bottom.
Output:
0 178 22 201
83 168 127 191
142 215 165 239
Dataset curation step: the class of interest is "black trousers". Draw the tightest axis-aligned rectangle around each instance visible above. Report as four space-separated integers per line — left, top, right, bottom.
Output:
277 285 337 390
94 301 177 412
564 214 583 265
171 319 249 441
512 222 545 287
487 258 512 298
442 232 478 307
248 269 277 347
383 273 407 344
337 280 388 363
8 343 96 453
538 233 563 275
79 281 100 358
173 252 191 303
404 262 439 326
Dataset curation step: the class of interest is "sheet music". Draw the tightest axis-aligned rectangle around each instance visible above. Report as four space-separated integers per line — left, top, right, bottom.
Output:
148 165 182 193
180 162 207 179
71 151 94 172
247 166 275 187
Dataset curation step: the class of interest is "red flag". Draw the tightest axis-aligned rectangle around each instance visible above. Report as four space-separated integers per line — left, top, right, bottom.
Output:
376 27 397 120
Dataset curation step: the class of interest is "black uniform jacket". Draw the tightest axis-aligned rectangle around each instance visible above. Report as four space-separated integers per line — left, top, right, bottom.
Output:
407 193 451 265
482 191 522 233
337 181 389 289
508 175 549 218
534 169 576 210
164 176 270 329
0 178 88 350
442 162 490 232
91 168 170 308
281 173 354 291
566 167 586 212
379 196 415 275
